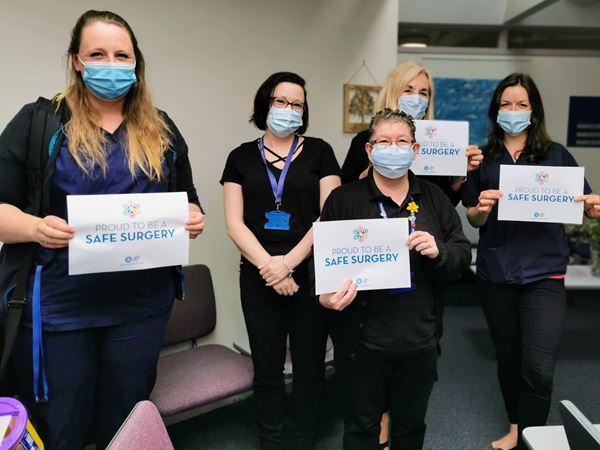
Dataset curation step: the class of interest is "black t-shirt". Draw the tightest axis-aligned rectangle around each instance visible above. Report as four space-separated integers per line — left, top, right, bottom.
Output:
341 129 462 206
220 136 342 255
321 170 471 356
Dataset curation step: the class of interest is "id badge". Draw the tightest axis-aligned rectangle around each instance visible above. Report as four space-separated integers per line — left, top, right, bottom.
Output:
264 210 291 231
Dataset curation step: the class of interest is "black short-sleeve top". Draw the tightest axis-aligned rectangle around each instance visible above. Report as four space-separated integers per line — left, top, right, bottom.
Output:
220 136 342 255
462 142 592 284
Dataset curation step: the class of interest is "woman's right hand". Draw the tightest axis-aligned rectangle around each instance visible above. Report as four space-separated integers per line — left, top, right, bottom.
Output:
476 189 503 215
33 215 75 249
319 278 358 311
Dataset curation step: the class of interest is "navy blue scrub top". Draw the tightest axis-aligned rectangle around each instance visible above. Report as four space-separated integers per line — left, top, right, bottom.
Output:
25 125 176 331
462 142 592 285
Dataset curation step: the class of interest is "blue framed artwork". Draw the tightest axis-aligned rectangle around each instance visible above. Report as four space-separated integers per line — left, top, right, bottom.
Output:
433 77 500 147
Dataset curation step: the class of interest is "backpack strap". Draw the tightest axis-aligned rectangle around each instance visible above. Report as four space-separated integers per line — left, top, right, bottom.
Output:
0 98 63 380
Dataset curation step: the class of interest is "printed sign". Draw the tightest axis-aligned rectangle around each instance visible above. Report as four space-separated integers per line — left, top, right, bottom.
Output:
313 218 410 295
412 120 469 176
67 192 189 275
498 165 585 224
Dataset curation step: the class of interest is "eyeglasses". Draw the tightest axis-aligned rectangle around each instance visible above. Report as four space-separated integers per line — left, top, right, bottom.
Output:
369 138 414 149
270 97 305 112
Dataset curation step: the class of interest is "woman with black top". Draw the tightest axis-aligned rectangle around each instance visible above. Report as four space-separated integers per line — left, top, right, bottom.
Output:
220 72 342 449
342 60 483 204
343 60 482 449
320 109 471 450
462 73 600 450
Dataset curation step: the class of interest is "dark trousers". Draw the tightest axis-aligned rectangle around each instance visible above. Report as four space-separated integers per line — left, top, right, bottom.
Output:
478 278 566 450
335 345 438 450
240 259 328 450
11 310 170 450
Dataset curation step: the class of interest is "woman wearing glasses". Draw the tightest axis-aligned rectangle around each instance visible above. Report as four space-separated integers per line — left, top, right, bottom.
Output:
221 72 342 449
320 109 471 450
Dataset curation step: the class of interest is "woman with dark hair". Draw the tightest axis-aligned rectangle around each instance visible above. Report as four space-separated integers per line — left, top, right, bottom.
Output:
221 72 342 449
0 10 203 450
462 73 600 450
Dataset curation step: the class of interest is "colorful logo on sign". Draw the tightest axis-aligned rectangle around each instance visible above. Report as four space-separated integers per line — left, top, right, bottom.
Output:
534 171 549 186
353 226 368 243
122 201 141 219
424 125 437 139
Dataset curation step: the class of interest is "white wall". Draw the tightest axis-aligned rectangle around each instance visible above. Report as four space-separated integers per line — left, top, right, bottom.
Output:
0 0 399 346
397 52 600 191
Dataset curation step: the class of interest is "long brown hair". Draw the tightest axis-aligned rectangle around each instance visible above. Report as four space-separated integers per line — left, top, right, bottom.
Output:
56 10 171 180
485 73 552 162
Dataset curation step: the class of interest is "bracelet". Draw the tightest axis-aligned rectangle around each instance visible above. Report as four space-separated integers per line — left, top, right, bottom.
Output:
282 255 295 278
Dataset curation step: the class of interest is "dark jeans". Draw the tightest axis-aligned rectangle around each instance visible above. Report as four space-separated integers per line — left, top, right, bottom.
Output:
335 344 438 450
12 310 170 450
240 258 328 450
478 278 566 450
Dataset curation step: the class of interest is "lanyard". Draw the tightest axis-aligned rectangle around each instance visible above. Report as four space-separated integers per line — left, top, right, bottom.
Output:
377 197 417 234
258 135 299 209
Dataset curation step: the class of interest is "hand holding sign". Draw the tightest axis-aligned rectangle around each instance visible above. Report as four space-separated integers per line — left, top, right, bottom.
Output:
319 278 358 311
466 145 484 172
34 215 75 249
186 204 205 239
478 189 504 214
407 231 439 259
576 194 600 218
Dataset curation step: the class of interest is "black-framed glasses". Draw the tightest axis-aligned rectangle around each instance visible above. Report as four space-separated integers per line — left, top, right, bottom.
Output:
270 97 305 112
369 138 414 149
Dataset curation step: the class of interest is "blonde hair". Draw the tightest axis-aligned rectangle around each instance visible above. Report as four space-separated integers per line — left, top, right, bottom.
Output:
375 61 434 120
56 10 171 180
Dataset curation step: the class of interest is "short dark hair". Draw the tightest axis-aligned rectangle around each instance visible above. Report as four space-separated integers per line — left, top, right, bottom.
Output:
369 109 416 142
250 72 309 135
486 73 552 162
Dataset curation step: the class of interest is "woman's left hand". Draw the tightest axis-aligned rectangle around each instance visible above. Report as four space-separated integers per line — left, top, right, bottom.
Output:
407 231 439 259
576 194 600 218
466 145 483 172
186 203 205 239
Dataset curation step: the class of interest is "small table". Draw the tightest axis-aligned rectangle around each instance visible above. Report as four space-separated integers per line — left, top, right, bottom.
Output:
523 424 600 449
564 264 600 290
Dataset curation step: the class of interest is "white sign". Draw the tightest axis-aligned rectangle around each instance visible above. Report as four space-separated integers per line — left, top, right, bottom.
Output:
498 165 585 224
67 192 189 275
313 218 410 295
412 120 469 176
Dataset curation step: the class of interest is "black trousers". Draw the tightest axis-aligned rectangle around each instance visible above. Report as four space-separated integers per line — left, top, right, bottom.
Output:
240 258 328 450
11 309 171 450
478 278 566 450
335 344 438 450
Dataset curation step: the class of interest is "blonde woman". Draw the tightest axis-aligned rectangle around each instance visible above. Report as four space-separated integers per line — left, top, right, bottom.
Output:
341 60 482 199
0 10 203 449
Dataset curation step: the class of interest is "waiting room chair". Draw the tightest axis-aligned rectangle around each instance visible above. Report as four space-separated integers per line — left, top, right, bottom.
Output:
106 400 173 450
150 264 254 424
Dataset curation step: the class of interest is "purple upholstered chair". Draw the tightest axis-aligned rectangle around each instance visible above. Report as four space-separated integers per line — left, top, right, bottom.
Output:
107 400 174 450
150 264 254 423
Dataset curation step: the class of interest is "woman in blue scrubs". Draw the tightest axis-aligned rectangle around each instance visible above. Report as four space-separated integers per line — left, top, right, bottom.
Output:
463 73 600 450
0 10 204 449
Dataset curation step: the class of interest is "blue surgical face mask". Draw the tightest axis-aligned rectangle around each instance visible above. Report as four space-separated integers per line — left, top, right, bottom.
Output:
497 110 531 136
370 144 414 179
266 107 303 137
398 95 429 120
78 57 137 101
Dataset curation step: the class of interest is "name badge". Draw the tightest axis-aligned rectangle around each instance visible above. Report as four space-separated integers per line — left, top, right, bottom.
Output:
264 210 291 231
